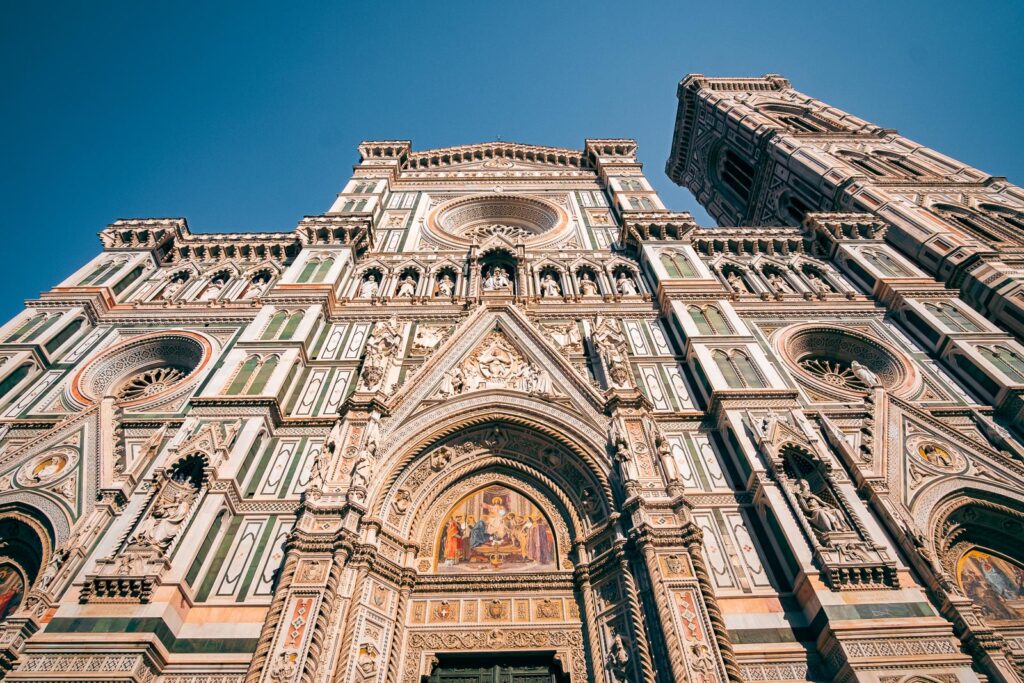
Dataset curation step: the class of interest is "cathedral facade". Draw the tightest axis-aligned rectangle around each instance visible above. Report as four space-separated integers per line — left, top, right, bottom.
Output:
0 74 1021 683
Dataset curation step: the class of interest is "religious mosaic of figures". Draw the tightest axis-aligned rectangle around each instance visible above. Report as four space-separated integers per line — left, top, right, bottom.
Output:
0 564 25 623
958 549 1024 622
436 486 556 573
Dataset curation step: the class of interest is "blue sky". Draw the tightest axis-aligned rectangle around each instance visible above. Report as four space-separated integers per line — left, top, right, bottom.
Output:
1 2 1022 321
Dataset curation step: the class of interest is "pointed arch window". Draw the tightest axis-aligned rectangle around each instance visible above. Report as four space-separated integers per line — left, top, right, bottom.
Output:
21 314 62 343
0 363 32 399
861 248 910 277
224 355 281 395
628 196 655 210
5 313 48 343
297 255 335 284
979 346 1024 383
689 305 732 335
79 259 125 286
720 150 754 204
713 349 766 388
341 199 368 213
924 303 981 333
660 251 697 279
982 205 1024 233
44 318 84 353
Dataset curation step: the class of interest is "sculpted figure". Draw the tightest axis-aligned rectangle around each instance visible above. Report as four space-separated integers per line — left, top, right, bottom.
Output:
766 272 790 293
795 479 849 535
726 270 748 293
349 444 373 491
540 273 561 298
439 366 465 397
608 632 630 682
578 271 599 296
359 274 380 299
483 266 511 291
245 273 271 298
160 278 184 300
850 360 881 388
436 274 455 297
307 447 330 489
132 479 198 551
397 275 416 297
37 548 68 589
201 275 227 301
806 272 832 293
616 272 637 295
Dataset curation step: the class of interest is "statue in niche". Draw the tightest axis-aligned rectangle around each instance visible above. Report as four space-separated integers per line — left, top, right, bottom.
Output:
850 360 881 388
244 273 271 299
726 270 748 293
610 424 639 483
397 274 417 297
358 316 402 391
794 479 849 536
160 275 187 300
594 325 633 389
607 632 631 682
435 274 455 297
349 445 373 498
201 274 228 301
578 271 599 296
653 427 681 484
615 272 637 296
307 447 330 489
483 266 512 291
806 271 832 294
37 547 68 590
765 271 790 293
130 471 199 552
359 274 380 299
540 273 561 297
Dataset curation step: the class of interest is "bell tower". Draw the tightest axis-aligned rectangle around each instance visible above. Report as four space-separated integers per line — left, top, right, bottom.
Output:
666 73 1024 339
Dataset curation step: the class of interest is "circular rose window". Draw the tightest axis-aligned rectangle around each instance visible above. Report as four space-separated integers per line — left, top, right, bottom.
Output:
775 324 917 398
71 331 212 407
426 194 568 248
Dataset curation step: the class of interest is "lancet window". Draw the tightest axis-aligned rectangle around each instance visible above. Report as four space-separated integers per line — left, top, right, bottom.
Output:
978 346 1024 383
261 311 305 341
861 248 911 277
712 349 766 388
659 250 697 278
924 303 981 333
296 255 335 284
719 149 755 205
688 305 732 335
224 355 280 395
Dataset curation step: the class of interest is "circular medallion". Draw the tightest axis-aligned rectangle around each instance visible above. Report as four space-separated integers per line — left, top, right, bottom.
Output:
16 449 77 487
909 437 963 472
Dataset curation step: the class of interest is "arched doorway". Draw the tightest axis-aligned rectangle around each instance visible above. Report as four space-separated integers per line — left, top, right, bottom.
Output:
363 420 617 683
0 507 53 623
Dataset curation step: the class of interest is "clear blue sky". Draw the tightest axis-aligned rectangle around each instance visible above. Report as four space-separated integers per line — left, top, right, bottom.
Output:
1 2 1022 322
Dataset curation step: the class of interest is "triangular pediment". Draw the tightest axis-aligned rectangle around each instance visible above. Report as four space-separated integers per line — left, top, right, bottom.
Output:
385 305 605 427
884 396 1022 505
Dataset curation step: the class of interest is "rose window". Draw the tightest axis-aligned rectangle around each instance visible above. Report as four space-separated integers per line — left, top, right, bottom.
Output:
797 358 869 391
425 194 569 248
464 223 534 241
115 367 187 401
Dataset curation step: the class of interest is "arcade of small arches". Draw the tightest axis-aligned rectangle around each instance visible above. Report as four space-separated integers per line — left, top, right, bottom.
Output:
349 252 646 301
